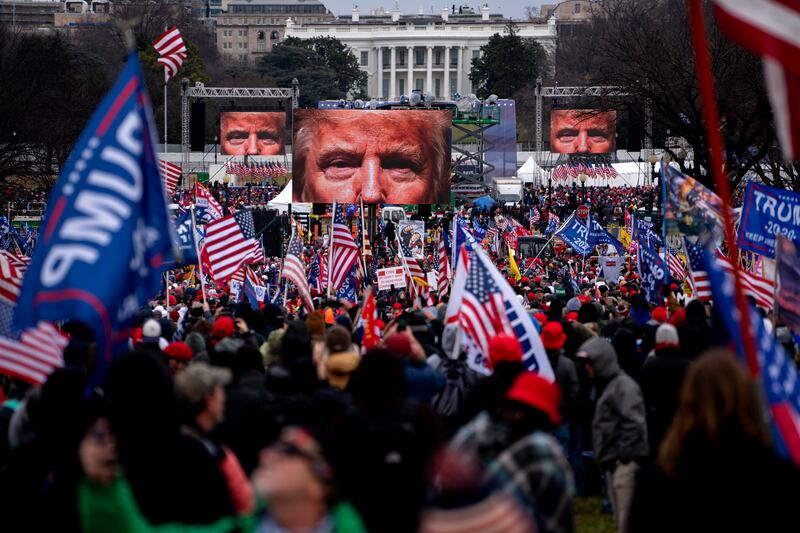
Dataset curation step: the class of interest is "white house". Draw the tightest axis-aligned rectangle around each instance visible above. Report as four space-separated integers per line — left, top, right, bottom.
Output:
285 3 557 99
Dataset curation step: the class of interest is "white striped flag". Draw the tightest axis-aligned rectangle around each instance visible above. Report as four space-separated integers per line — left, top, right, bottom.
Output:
153 26 187 82
437 230 452 298
667 247 686 279
158 159 181 195
716 251 775 310
201 210 261 283
711 1 800 159
282 225 313 312
328 203 359 292
685 238 712 300
195 183 224 223
0 320 68 386
0 252 24 305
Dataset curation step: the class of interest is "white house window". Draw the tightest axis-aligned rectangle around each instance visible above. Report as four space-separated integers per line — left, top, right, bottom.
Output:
360 51 369 66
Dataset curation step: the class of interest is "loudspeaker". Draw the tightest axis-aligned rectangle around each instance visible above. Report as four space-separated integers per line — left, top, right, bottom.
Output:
190 101 206 152
625 104 644 152
416 205 432 219
312 203 327 215
252 208 282 257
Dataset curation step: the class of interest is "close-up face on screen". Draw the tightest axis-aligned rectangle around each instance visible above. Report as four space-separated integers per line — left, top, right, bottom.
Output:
292 109 451 204
550 109 616 154
220 111 286 156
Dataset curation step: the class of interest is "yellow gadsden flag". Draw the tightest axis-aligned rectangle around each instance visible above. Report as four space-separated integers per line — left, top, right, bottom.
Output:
509 248 522 281
619 227 631 250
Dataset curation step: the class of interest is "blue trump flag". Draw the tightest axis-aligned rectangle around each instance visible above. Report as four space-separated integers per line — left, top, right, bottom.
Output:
587 215 625 254
556 213 591 255
16 54 176 365
737 181 800 259
165 210 198 267
637 242 666 305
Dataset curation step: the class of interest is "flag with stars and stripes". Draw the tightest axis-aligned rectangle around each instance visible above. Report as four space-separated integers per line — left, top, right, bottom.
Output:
437 230 451 299
530 207 540 226
282 224 313 312
454 246 553 380
704 245 800 466
244 266 267 310
201 210 261 283
328 202 359 292
158 160 181 195
685 238 712 300
152 26 187 82
667 247 686 279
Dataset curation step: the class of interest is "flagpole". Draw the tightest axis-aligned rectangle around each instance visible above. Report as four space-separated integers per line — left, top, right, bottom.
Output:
165 272 170 313
687 0 757 374
163 82 168 154
359 196 369 288
191 206 208 306
327 202 336 300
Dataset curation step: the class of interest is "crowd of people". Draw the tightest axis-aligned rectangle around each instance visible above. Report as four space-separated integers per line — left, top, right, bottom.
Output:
1 181 798 533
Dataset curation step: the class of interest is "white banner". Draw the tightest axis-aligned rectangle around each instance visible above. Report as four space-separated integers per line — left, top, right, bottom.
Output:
376 266 407 291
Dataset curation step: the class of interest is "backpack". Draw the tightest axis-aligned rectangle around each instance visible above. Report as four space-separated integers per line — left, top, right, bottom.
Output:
432 356 472 418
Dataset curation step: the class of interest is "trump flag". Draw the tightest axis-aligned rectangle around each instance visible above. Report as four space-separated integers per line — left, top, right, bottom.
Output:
16 54 176 365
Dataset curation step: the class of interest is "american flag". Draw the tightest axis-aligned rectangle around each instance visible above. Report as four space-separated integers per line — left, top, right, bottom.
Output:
328 202 359 292
437 230 451 298
201 210 261 283
452 248 553 379
667 247 686 279
530 207 540 225
153 26 187 82
712 1 800 159
685 238 711 300
0 318 68 386
158 160 181 195
282 225 313 312
0 252 24 305
195 183 224 222
716 251 775 310
495 216 509 232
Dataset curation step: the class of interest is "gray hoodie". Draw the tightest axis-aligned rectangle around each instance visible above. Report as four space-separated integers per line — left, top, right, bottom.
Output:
580 337 648 469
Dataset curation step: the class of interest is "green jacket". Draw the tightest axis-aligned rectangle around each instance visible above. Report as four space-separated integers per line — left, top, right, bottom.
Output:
79 474 367 533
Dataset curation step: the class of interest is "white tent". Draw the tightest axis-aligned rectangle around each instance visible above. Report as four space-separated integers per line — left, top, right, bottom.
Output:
516 155 545 184
267 180 311 213
554 161 653 188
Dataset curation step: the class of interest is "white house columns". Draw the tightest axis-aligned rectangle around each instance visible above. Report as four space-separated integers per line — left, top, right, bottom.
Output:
368 45 468 99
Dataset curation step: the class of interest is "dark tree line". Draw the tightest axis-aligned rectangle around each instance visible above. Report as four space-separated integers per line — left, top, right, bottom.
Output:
556 0 798 190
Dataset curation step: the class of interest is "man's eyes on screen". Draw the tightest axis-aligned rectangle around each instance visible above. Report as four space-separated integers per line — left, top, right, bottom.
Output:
226 131 248 144
587 129 609 141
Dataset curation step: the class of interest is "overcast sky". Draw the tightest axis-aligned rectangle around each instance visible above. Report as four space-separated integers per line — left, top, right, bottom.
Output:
322 0 543 20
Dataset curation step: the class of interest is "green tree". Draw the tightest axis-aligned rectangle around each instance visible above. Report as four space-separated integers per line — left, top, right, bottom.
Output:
469 24 547 99
259 37 366 106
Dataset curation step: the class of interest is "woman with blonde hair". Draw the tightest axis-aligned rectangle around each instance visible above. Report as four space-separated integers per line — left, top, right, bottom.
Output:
629 350 800 532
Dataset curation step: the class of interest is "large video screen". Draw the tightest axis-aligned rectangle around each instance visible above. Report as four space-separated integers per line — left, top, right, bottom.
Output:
550 109 616 154
220 111 286 156
292 110 451 204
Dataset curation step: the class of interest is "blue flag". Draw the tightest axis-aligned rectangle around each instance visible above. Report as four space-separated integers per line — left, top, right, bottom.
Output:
453 216 478 267
737 181 800 259
471 219 486 240
556 213 592 255
631 215 662 248
587 214 625 253
166 210 198 267
16 54 176 365
337 264 358 304
637 242 666 305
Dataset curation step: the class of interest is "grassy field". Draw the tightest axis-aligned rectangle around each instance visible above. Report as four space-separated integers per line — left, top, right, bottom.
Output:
575 496 616 533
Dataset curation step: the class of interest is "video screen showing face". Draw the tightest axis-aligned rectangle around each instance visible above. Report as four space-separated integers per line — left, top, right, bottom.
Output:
220 111 286 156
292 110 451 204
550 110 616 154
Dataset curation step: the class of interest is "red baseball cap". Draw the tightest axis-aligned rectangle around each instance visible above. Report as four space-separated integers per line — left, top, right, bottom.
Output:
652 306 668 323
164 341 193 361
506 372 562 426
488 334 523 367
540 321 567 350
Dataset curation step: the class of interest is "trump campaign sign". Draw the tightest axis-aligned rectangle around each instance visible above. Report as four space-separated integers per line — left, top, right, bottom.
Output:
16 54 176 368
738 181 800 259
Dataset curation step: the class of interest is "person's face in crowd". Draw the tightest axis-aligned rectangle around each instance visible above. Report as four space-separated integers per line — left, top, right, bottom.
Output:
253 451 328 530
79 417 118 485
551 110 615 154
298 113 444 203
220 112 285 155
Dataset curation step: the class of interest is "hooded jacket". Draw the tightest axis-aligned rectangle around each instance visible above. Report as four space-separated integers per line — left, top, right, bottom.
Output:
580 337 648 469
